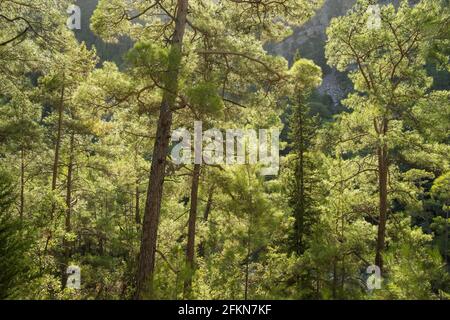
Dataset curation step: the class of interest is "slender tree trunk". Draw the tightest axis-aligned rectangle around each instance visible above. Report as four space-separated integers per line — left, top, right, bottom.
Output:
135 0 189 300
183 164 201 298
297 103 305 254
244 256 249 300
198 186 214 258
135 183 141 224
44 84 65 256
375 117 388 274
134 145 141 225
51 82 65 220
340 211 345 296
291 97 309 257
445 210 448 265
340 257 345 296
20 147 25 220
244 210 252 300
62 132 74 288
203 188 213 222
244 220 252 300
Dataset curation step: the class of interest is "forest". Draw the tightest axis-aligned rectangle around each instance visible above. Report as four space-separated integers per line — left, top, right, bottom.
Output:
0 0 449 300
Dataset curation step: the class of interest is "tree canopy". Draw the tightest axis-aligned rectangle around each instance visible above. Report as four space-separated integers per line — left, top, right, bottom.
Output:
0 0 449 300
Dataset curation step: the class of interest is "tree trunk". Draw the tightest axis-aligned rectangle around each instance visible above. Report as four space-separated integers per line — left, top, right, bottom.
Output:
244 208 252 300
445 210 448 265
51 82 65 220
135 0 189 300
134 144 141 225
62 132 74 289
297 102 305 254
244 255 249 300
198 186 214 258
183 164 201 298
135 183 141 224
375 117 388 274
20 147 25 220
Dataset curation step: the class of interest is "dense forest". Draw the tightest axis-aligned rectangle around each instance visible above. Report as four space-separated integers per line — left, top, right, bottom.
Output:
0 0 449 300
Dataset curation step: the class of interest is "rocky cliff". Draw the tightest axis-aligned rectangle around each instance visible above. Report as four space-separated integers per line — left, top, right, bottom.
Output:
268 0 357 107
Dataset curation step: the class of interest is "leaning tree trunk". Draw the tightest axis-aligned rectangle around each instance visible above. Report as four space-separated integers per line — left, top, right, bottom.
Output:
135 0 189 300
375 117 388 274
183 164 201 298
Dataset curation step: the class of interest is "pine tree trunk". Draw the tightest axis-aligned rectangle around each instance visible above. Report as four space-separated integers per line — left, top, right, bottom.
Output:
135 183 141 225
244 224 251 300
244 256 249 300
244 209 252 300
51 82 65 220
445 210 448 265
375 117 388 274
135 0 189 299
297 103 305 254
183 164 201 298
198 186 214 258
291 97 308 257
20 147 25 220
134 145 141 225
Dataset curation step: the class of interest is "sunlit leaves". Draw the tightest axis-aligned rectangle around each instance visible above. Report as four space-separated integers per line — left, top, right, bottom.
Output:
186 82 224 117
126 41 169 80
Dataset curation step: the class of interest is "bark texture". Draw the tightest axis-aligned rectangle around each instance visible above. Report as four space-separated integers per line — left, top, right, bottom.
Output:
135 0 189 299
183 164 200 298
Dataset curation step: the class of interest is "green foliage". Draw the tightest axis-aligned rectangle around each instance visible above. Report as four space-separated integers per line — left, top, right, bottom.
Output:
376 216 450 299
288 58 322 94
0 170 31 299
186 82 224 117
126 41 169 78
0 0 448 301
431 172 450 205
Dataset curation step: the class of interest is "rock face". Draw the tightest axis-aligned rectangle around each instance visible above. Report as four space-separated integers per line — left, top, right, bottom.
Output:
269 0 416 106
268 0 357 107
270 0 356 61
